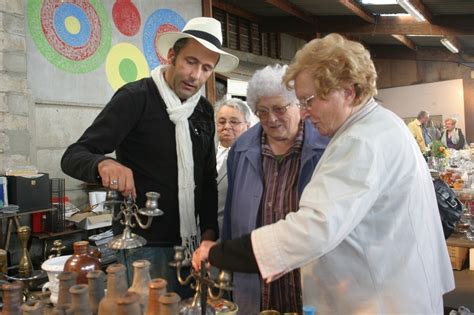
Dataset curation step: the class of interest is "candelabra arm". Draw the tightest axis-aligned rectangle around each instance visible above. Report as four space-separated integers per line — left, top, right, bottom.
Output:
111 208 123 221
175 265 195 286
133 212 153 229
207 286 224 300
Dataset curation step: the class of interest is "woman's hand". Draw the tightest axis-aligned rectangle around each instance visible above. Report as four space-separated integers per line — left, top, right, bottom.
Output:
192 240 216 270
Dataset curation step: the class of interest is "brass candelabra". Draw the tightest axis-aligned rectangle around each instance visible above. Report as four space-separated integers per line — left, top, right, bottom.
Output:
169 246 235 314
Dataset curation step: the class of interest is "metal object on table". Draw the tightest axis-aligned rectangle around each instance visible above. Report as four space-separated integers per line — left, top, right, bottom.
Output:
48 240 66 259
169 246 235 315
107 191 164 250
18 226 33 278
3 270 47 301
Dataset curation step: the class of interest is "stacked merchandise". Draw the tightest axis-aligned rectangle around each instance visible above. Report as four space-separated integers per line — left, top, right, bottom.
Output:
47 178 66 232
88 229 116 265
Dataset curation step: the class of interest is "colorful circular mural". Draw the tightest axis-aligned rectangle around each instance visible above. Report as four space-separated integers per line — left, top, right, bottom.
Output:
112 0 141 37
27 0 111 73
106 42 150 91
143 8 185 70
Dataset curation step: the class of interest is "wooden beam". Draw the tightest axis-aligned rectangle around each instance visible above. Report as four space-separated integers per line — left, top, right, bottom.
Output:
409 0 434 23
369 45 463 63
391 34 417 50
212 0 260 23
264 0 314 24
339 0 376 24
202 0 216 105
262 15 474 36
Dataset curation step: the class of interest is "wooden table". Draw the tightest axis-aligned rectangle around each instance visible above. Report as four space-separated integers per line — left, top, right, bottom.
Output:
0 208 55 251
447 232 474 248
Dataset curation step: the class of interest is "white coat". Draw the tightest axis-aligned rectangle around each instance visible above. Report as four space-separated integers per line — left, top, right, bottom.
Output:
251 99 454 314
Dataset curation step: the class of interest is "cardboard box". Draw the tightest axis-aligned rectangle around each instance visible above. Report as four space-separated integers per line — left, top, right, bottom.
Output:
470 248 474 271
7 173 50 212
447 245 469 270
67 212 112 230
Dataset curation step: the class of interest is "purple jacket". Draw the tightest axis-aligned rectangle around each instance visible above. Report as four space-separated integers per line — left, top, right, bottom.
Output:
222 118 328 314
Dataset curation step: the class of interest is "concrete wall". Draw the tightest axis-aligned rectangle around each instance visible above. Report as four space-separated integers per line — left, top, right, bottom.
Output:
23 0 202 207
0 1 304 210
378 79 465 132
374 58 474 142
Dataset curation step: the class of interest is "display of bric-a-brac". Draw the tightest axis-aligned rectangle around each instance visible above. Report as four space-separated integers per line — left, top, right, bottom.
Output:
26 0 198 105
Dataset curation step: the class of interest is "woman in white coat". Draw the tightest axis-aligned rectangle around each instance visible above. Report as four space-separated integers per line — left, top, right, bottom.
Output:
193 33 454 314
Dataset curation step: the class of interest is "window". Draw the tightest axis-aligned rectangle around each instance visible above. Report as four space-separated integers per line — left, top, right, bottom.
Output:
214 8 280 59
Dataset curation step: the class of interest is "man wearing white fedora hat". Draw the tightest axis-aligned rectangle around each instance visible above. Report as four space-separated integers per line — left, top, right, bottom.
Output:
61 16 239 297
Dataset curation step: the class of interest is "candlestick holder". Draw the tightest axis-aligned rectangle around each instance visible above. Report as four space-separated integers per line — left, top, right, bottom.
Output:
107 191 164 250
169 246 236 314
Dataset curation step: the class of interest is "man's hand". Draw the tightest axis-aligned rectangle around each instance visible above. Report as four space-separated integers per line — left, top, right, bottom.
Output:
98 159 136 197
192 240 216 271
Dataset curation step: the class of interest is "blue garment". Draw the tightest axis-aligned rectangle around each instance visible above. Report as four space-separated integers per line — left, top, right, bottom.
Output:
116 246 193 299
422 126 431 146
221 119 328 315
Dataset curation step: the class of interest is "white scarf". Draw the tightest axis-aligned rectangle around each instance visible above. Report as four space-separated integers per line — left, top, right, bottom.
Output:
441 128 460 146
151 65 201 262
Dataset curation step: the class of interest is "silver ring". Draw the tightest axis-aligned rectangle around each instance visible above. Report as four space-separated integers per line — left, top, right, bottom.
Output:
110 179 118 185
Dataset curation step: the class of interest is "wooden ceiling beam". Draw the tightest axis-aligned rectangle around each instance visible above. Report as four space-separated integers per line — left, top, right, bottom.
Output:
339 0 376 24
212 0 260 23
391 34 417 50
370 45 462 63
262 15 474 36
264 0 313 24
409 0 434 23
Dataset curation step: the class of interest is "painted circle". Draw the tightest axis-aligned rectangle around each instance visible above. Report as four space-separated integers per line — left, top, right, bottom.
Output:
112 0 141 37
27 0 112 73
65 16 81 34
143 9 185 69
53 3 91 47
119 58 138 83
106 42 150 91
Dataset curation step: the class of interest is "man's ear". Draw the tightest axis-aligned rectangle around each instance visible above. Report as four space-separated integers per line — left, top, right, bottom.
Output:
167 48 176 65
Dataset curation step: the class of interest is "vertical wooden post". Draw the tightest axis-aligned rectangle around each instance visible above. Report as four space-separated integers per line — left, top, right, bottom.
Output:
202 0 217 105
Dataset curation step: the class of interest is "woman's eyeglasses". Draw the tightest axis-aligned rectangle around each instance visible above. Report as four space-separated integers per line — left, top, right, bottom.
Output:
216 119 244 129
297 95 315 109
255 103 292 120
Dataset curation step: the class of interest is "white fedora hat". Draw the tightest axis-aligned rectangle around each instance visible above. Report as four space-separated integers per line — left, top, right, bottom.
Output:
156 17 239 73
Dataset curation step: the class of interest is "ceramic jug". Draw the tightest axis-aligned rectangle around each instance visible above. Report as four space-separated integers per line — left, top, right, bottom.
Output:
56 271 78 307
98 263 128 315
128 259 151 313
20 299 44 315
1 281 23 315
159 292 181 315
87 270 106 315
69 284 93 315
52 304 74 315
145 278 167 315
117 291 142 315
64 241 101 284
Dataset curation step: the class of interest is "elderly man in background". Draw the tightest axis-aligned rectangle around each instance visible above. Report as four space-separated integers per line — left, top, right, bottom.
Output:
408 110 430 152
218 64 329 314
193 34 453 314
214 98 251 232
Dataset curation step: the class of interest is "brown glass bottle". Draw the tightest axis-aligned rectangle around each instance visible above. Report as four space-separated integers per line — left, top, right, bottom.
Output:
64 241 101 284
